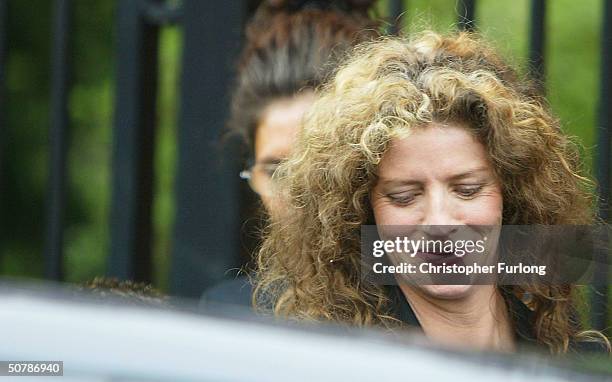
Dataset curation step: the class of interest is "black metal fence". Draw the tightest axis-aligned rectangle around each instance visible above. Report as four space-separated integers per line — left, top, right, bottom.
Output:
0 0 5 217
0 0 609 329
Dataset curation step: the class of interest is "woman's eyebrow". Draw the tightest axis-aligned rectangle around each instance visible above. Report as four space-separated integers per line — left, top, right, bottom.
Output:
378 178 422 187
446 167 490 181
377 167 491 187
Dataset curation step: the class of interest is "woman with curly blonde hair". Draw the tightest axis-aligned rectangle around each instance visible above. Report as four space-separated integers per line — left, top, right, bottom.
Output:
254 30 610 355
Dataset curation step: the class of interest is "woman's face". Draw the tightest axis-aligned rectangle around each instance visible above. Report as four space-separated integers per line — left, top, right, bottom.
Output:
371 123 503 299
253 92 315 212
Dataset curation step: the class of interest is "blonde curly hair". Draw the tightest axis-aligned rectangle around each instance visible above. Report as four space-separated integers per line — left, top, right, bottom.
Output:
254 30 609 354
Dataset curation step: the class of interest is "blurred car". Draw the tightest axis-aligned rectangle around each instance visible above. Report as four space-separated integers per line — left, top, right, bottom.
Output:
0 279 609 381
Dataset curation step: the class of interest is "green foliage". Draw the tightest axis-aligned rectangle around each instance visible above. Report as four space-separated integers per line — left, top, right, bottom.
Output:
151 27 181 291
62 0 115 283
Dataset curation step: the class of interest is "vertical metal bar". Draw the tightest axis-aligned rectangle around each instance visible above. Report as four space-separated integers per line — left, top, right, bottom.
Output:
170 0 244 297
388 0 404 35
0 0 6 219
44 0 72 281
108 0 159 282
457 0 476 31
0 0 5 121
593 0 612 331
529 0 546 93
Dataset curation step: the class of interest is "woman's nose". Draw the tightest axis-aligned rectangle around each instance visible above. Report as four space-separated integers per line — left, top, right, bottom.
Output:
421 190 460 234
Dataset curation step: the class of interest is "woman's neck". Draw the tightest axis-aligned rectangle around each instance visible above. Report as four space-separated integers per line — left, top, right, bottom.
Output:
399 284 516 352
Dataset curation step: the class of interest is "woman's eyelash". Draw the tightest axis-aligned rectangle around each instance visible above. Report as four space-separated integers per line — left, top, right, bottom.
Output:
388 192 419 204
385 185 484 204
455 185 484 197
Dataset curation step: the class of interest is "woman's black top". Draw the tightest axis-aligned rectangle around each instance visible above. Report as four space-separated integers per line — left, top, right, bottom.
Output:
202 277 608 354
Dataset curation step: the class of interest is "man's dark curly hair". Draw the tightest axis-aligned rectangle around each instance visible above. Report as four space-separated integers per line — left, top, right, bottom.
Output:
228 0 380 158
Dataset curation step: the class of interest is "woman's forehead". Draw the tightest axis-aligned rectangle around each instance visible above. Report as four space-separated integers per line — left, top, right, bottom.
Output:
378 124 493 180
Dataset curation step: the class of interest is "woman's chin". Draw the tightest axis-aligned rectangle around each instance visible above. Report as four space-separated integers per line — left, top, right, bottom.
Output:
418 284 475 300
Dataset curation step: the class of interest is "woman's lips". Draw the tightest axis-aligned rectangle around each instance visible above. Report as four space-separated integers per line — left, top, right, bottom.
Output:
415 251 464 265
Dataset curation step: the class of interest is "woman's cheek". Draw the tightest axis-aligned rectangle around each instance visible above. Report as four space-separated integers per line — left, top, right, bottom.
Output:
462 194 503 226
373 201 421 226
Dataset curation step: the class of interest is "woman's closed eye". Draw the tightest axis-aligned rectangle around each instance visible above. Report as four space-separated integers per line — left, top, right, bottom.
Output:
454 184 484 198
388 191 420 206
